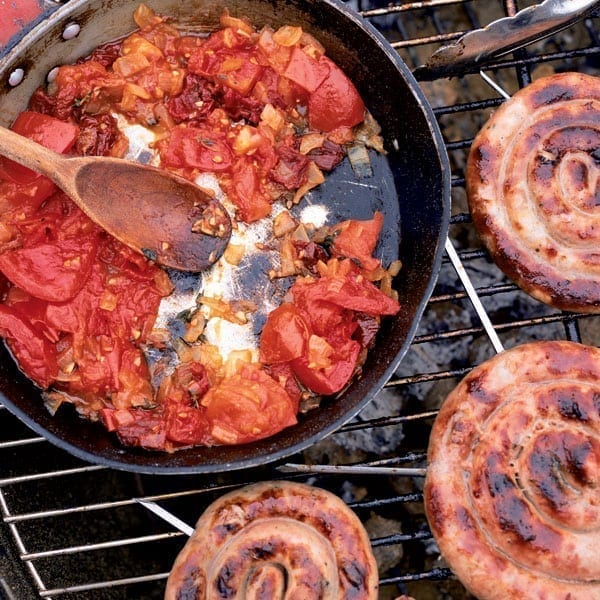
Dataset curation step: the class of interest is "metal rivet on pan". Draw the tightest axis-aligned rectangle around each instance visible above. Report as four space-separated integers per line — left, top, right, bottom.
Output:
62 22 81 40
8 69 25 87
47 67 60 83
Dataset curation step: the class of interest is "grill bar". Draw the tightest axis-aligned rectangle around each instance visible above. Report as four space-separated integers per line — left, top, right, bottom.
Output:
0 1 598 598
21 532 184 561
39 573 170 597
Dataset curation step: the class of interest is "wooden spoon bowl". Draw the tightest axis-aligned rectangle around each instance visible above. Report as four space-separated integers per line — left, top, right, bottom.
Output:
0 124 232 272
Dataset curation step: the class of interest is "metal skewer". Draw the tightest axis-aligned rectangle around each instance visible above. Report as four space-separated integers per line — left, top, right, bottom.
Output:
277 463 427 476
444 237 505 354
135 498 194 536
441 70 515 357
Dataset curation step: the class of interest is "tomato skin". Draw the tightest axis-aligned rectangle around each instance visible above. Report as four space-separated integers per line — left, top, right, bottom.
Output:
203 362 297 445
272 143 310 190
308 57 365 132
0 305 58 388
321 275 400 316
265 361 303 405
0 112 80 184
259 303 311 363
286 281 347 337
0 235 99 302
292 270 400 317
227 158 272 222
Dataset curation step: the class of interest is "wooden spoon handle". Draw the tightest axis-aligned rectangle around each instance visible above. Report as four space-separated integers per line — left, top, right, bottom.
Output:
0 125 79 188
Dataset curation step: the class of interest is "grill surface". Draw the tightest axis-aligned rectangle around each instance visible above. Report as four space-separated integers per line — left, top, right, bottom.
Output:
0 0 599 598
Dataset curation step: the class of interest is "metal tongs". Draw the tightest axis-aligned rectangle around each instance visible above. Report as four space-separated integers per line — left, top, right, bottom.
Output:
414 0 600 80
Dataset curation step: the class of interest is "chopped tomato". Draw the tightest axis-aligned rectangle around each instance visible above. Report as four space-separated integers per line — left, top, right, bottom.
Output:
0 7 387 453
163 126 234 172
227 158 272 222
331 212 384 271
0 179 57 231
101 407 167 450
165 404 210 446
260 303 311 363
291 338 361 395
0 235 99 302
218 52 264 95
292 267 400 317
260 253 399 397
203 362 297 444
0 305 58 387
308 56 365 132
283 47 329 93
160 361 212 446
0 112 80 184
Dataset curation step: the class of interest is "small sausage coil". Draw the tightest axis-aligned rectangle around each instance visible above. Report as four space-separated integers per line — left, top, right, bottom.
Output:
466 72 600 313
424 341 600 600
164 480 378 599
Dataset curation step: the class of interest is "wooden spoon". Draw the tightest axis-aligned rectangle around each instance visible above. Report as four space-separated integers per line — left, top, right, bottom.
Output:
0 125 232 272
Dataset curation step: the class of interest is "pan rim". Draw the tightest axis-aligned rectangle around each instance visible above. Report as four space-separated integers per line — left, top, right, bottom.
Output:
0 0 451 474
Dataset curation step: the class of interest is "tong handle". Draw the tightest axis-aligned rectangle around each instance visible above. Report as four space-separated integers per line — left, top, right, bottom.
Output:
415 0 600 80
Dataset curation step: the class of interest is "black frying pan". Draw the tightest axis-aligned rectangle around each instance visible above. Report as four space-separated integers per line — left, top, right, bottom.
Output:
0 0 450 474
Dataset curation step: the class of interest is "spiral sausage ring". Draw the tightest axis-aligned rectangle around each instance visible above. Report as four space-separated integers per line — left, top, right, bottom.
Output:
466 72 600 313
164 481 378 599
424 341 600 600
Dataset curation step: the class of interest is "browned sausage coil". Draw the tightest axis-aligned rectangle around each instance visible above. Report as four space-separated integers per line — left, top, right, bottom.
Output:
466 72 600 313
165 480 379 599
424 340 600 600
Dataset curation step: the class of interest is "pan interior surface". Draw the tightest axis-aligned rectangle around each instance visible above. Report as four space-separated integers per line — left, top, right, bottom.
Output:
0 0 450 473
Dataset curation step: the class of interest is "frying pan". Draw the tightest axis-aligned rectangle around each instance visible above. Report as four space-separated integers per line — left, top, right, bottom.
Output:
0 0 450 474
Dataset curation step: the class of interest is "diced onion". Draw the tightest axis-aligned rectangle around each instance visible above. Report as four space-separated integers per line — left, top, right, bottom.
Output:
293 161 325 204
299 133 325 155
273 25 303 47
219 12 254 35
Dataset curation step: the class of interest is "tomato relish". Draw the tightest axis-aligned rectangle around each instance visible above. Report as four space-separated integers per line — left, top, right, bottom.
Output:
0 5 400 452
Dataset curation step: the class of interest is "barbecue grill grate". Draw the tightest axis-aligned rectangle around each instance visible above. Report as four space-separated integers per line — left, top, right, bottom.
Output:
0 1 599 598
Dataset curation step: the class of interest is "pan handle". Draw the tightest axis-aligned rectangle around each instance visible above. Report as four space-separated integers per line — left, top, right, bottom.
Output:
414 0 600 80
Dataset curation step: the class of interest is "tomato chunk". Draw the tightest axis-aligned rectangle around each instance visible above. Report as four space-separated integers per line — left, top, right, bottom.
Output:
203 362 297 444
0 112 79 184
227 158 272 222
292 270 400 316
308 57 365 132
0 236 99 302
331 212 384 271
260 303 311 363
0 305 58 387
291 338 361 395
163 126 234 172
283 47 329 93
